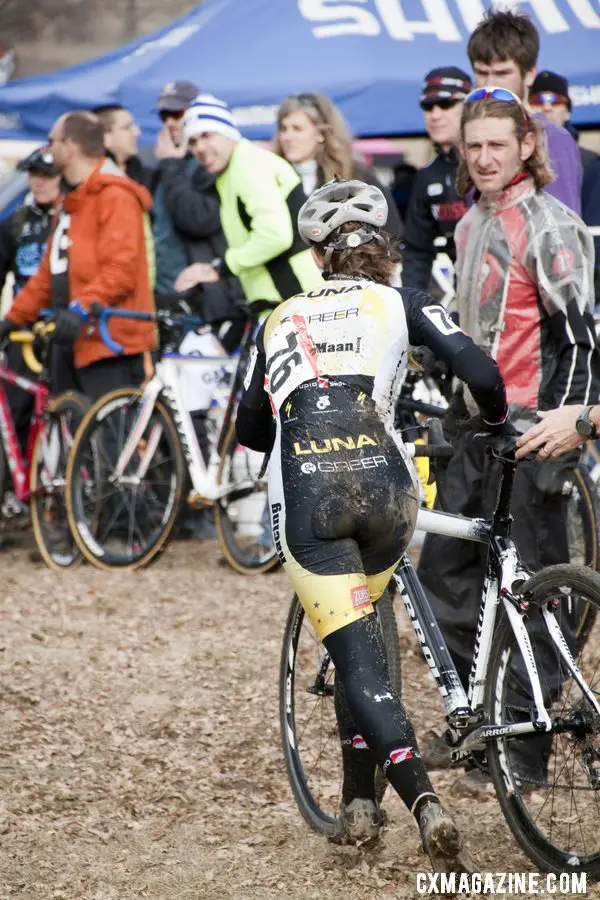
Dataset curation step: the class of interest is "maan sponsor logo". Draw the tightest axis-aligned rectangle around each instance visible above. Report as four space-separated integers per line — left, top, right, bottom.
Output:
315 338 361 354
271 502 286 563
293 434 377 455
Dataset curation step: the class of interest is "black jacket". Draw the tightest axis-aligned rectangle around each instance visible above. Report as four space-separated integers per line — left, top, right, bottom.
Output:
350 160 404 238
401 146 467 291
155 157 246 323
0 197 54 295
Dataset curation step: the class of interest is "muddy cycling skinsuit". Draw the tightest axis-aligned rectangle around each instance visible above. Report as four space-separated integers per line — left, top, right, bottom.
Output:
236 275 507 813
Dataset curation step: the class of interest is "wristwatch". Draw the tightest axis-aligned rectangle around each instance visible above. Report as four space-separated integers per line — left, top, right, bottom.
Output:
575 406 598 441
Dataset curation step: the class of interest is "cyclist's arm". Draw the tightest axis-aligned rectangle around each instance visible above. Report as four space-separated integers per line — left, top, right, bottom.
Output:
223 167 295 277
160 160 221 239
5 240 52 325
236 322 276 453
531 223 597 407
400 171 437 290
400 286 507 425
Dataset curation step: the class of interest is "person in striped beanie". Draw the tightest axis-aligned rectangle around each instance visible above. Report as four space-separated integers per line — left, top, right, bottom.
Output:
175 94 322 306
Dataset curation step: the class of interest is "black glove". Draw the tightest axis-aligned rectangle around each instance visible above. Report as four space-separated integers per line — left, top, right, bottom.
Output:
0 319 14 347
51 308 83 345
481 415 519 437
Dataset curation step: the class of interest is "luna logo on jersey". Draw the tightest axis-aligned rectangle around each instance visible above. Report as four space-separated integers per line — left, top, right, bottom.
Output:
294 435 377 455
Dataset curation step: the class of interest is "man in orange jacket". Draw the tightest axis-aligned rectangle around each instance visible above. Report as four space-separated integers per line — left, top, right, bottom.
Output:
0 111 155 399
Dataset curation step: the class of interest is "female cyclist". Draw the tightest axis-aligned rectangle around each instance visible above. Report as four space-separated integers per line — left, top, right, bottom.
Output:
236 179 508 872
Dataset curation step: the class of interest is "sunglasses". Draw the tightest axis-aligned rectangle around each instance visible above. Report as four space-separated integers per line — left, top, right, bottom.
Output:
464 86 528 129
529 91 568 107
420 98 461 112
159 109 185 123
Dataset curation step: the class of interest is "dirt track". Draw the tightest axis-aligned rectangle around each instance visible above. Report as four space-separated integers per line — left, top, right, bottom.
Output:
0 536 584 899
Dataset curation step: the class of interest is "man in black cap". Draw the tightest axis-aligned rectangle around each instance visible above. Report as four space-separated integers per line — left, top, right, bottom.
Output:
529 71 600 305
151 80 202 302
0 147 60 299
0 146 60 471
401 67 472 291
151 80 247 539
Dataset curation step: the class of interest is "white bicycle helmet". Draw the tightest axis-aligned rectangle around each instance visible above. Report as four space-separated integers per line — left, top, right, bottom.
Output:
298 179 388 247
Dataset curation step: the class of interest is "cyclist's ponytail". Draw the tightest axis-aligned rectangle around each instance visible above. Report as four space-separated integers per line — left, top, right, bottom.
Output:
313 222 399 285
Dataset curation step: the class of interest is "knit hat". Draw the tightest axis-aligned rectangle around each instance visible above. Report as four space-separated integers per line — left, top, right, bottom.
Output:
420 67 472 107
529 71 571 110
183 94 241 143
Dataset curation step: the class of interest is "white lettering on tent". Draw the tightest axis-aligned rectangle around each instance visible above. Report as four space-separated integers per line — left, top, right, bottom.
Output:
299 0 600 38
502 0 600 32
298 0 381 38
570 83 600 106
374 0 461 41
563 0 600 28
454 0 485 33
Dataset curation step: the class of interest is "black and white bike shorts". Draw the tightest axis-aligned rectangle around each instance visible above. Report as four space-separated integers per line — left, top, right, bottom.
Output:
269 380 419 640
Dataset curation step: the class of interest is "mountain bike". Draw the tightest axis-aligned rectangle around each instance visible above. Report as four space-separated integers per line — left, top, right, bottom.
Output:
280 427 600 878
0 321 89 568
65 306 277 573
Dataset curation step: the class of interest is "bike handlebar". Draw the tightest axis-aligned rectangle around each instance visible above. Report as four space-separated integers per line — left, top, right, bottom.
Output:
41 303 204 356
5 321 56 375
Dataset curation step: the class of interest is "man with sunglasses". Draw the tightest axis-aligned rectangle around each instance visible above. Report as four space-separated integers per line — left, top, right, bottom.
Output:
467 8 582 215
417 87 599 790
401 67 471 291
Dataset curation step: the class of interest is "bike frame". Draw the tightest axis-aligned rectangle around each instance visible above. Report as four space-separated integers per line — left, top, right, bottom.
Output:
110 348 254 504
395 455 600 757
0 361 48 503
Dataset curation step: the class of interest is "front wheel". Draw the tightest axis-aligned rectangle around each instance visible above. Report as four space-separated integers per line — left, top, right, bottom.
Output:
486 564 600 879
279 588 401 836
214 420 277 575
66 388 186 570
30 391 90 570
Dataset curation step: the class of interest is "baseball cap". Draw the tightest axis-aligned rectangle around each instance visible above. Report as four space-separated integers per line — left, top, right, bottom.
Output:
156 80 200 113
17 146 59 176
529 71 571 109
420 67 472 108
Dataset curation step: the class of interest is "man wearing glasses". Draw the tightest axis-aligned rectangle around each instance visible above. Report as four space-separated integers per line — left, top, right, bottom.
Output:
417 86 599 789
401 67 471 291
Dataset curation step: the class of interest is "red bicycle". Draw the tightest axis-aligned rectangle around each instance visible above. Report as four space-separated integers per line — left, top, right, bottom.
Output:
0 321 90 568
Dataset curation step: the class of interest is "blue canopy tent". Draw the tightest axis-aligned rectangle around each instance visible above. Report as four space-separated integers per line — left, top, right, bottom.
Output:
0 0 599 142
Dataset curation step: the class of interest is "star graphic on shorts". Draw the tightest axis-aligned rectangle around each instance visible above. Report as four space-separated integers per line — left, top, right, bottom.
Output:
314 602 320 609
330 610 335 616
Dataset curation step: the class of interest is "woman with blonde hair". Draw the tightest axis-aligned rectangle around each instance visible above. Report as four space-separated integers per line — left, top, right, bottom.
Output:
274 92 403 235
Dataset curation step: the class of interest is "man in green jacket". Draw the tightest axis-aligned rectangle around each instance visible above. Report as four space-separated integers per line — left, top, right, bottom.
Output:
175 94 322 304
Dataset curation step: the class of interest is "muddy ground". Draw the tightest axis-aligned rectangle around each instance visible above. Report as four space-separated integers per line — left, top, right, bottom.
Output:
0 536 593 899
